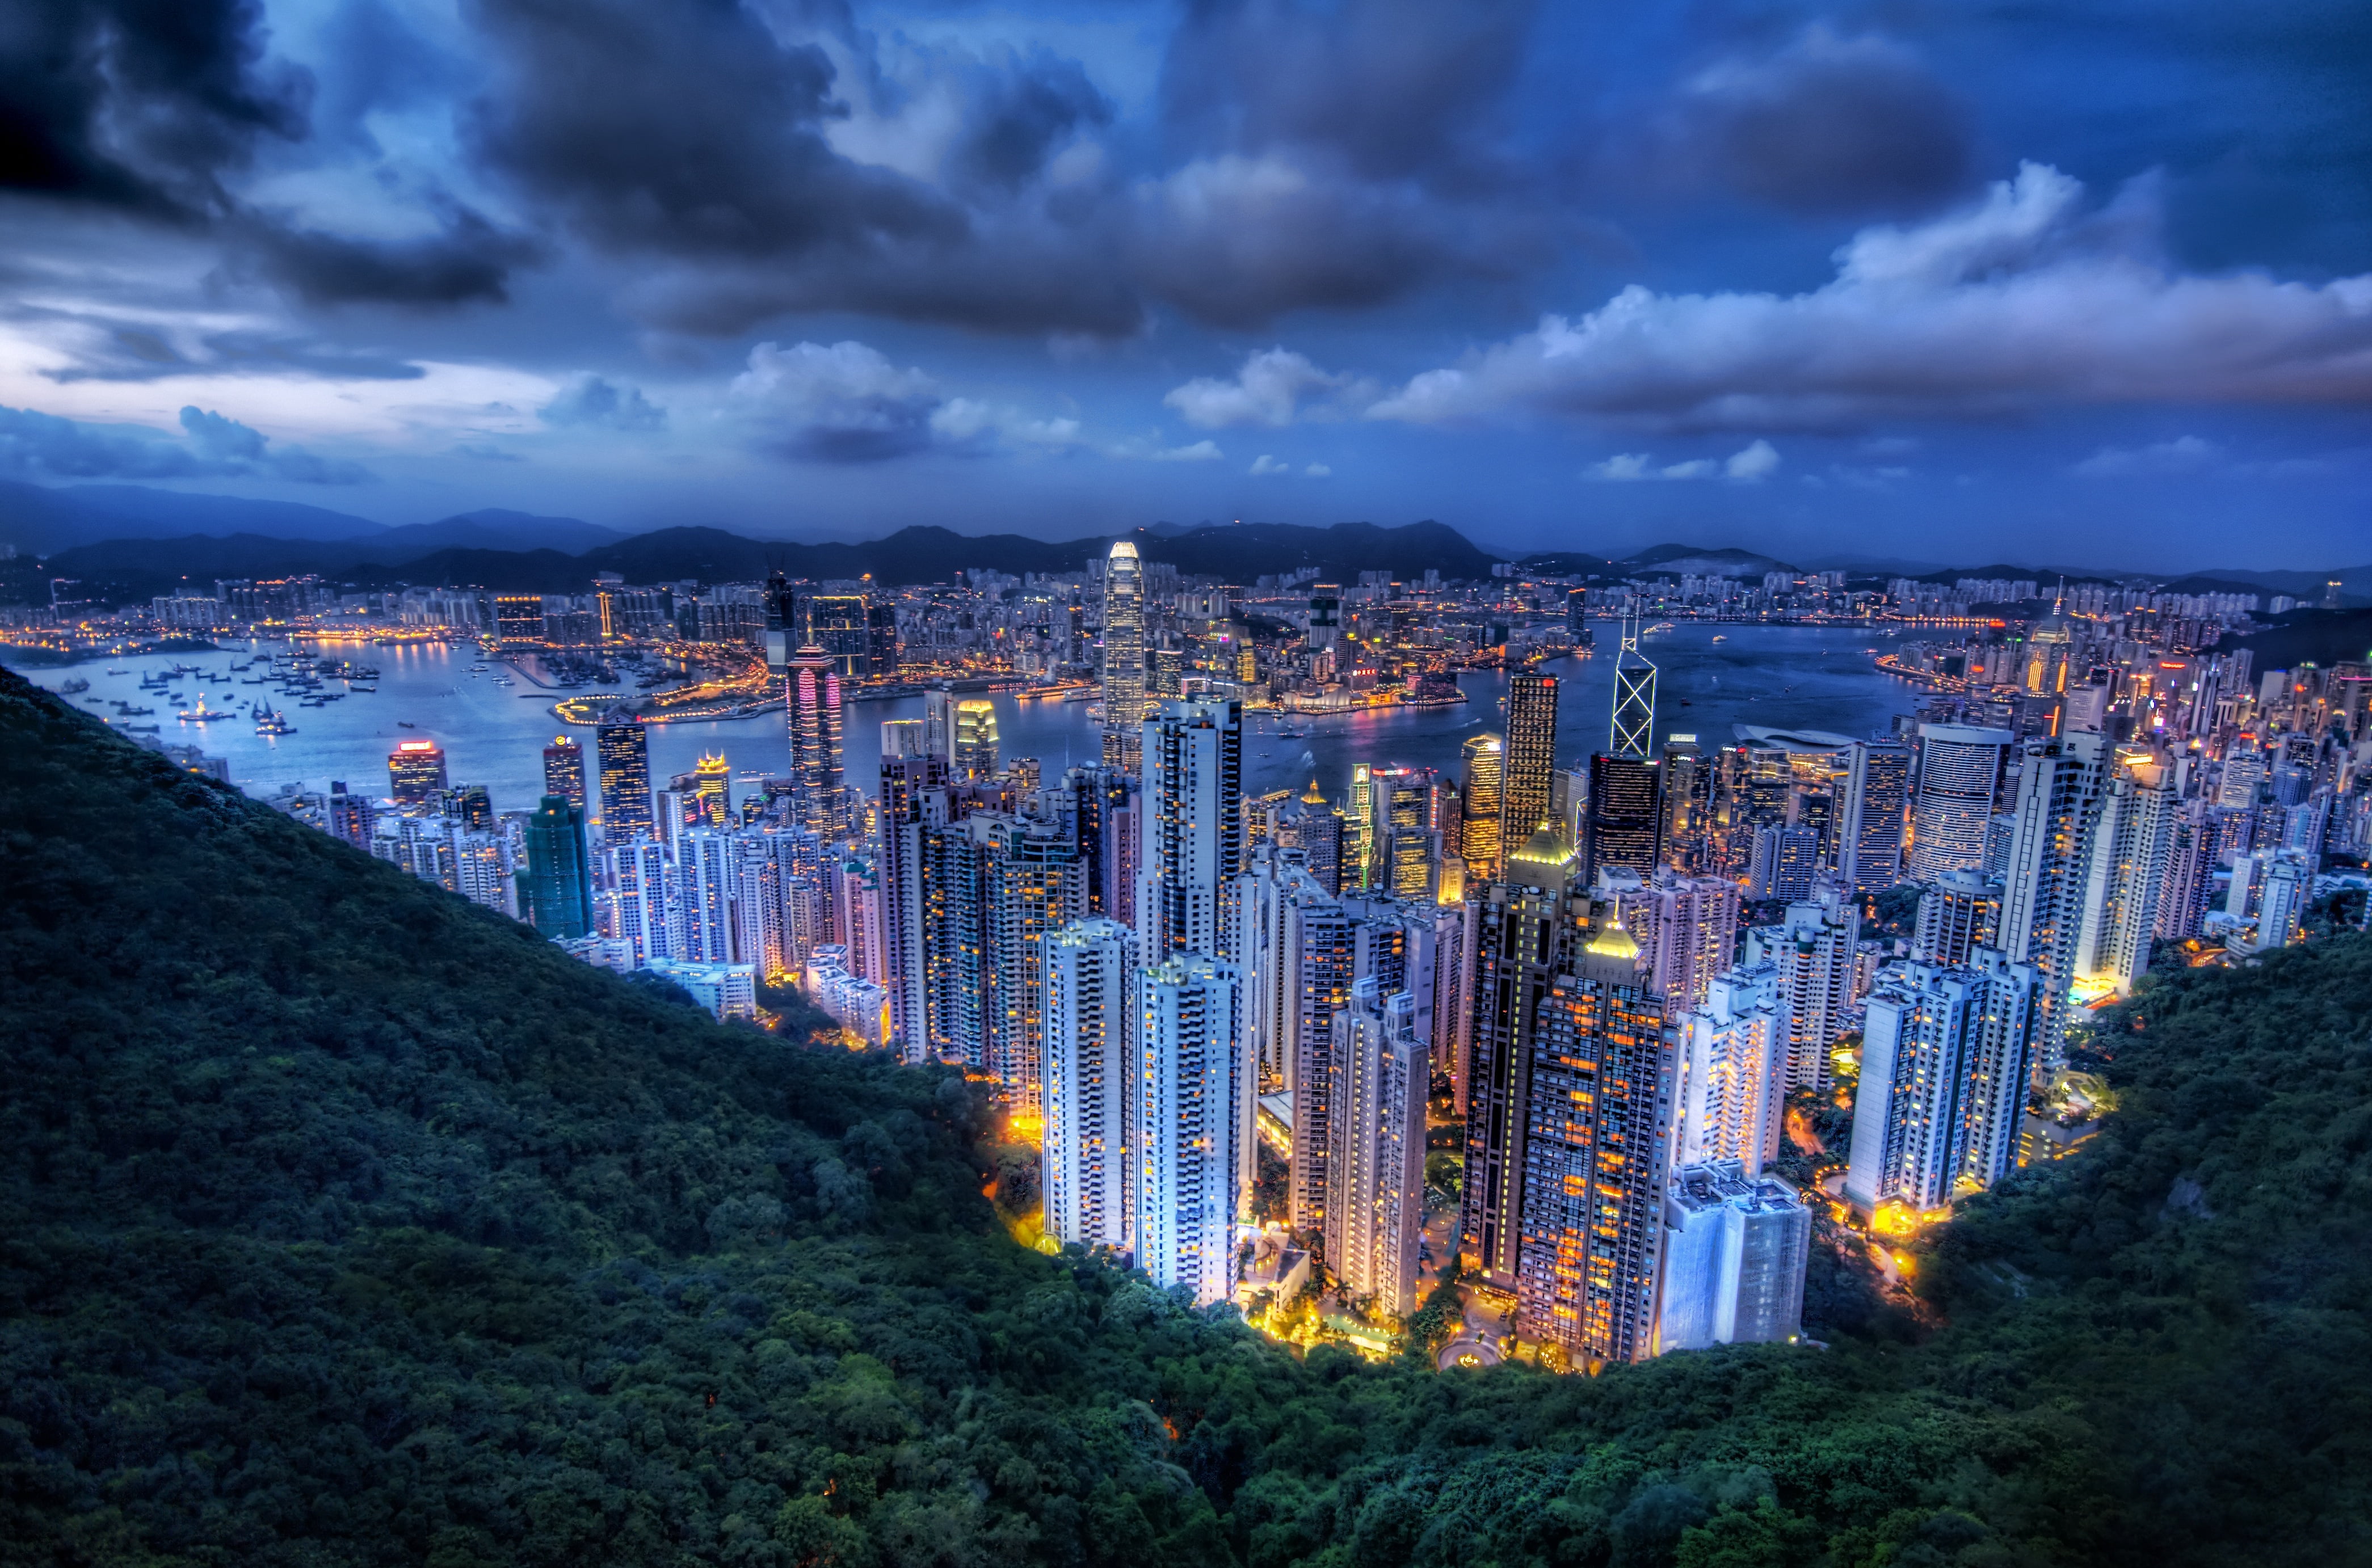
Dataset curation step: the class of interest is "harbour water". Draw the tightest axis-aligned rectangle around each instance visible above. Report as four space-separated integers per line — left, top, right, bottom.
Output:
18 623 1920 816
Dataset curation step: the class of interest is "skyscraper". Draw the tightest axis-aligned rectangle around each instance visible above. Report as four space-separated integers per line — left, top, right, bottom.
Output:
1042 918 1135 1250
1675 963 1789 1174
1500 672 1560 867
1911 869 2003 965
1837 739 1912 893
787 647 846 837
1656 737 1711 872
877 749 946 1059
1460 733 1504 882
1101 541 1146 773
522 794 592 939
952 698 1000 781
1745 886 1858 1091
1907 724 2013 882
692 751 732 827
1324 980 1428 1316
388 739 448 807
596 710 654 840
542 736 587 809
1610 606 1657 760
1134 951 1239 1306
805 594 870 678
326 782 375 849
2072 747 2175 1001
1137 698 1243 966
1513 913 1674 1367
1461 821 1580 1293
1366 765 1442 902
1997 732 2110 1077
1599 867 1741 1012
1584 752 1661 881
978 812 1085 1115
1845 951 2039 1212
1656 1161 1809 1351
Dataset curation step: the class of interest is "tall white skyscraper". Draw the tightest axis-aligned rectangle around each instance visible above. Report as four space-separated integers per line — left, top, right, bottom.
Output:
680 829 737 966
1675 962 1789 1175
1134 952 1240 1306
1999 732 2110 1077
1137 698 1243 966
1598 866 1740 1012
1657 1160 1810 1352
1744 884 1857 1091
1323 981 1427 1316
600 838 672 963
2073 748 2175 1001
1908 723 2013 882
1845 950 2039 1213
1101 541 1146 773
1042 918 1135 1251
1911 869 2002 966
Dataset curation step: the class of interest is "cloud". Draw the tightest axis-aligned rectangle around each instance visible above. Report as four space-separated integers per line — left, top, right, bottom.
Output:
1249 453 1290 475
1305 462 1332 477
1671 28 1971 217
731 340 943 463
0 403 373 484
2072 436 2223 478
1367 165 2372 431
1165 347 1368 428
540 376 667 431
1589 440 1780 482
1149 440 1225 462
239 209 538 307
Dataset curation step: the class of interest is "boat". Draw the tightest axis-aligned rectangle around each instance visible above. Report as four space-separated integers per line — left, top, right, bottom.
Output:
1711 635 1727 643
60 678 90 694
176 693 230 722
255 707 296 736
125 724 160 734
107 668 129 676
350 685 377 693
397 720 417 728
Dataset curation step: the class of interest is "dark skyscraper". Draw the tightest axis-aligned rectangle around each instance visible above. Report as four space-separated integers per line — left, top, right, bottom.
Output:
388 739 447 807
523 795 592 939
543 736 587 808
595 710 653 840
1499 671 1559 867
1657 737 1709 871
806 594 870 679
1585 753 1661 880
867 601 899 675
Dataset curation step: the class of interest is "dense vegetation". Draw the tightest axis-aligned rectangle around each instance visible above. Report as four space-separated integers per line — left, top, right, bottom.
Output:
3 664 2369 1568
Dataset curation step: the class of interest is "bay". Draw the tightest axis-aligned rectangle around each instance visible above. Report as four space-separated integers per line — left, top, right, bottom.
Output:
18 623 1921 819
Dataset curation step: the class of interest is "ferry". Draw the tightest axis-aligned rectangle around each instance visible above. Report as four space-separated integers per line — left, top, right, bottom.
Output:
255 707 296 736
177 693 230 722
59 678 90 694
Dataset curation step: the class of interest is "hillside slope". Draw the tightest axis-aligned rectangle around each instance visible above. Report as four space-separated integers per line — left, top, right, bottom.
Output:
1 666 2367 1567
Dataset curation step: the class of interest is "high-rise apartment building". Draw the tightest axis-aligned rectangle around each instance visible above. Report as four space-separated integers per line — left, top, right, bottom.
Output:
1657 737 1712 872
1513 919 1674 1367
1837 739 1911 893
542 736 587 809
2072 748 2175 1001
1745 886 1857 1091
521 795 592 939
1366 765 1442 903
977 812 1086 1115
1911 869 2002 965
878 751 946 1059
1137 698 1243 966
1674 962 1789 1174
1596 867 1740 1012
1846 951 2039 1212
1101 541 1146 773
1907 723 2013 881
596 711 653 840
1133 952 1240 1306
1500 672 1560 867
388 738 448 807
1324 980 1428 1316
1657 1161 1809 1351
326 782 375 849
1997 732 2110 1077
1041 918 1135 1250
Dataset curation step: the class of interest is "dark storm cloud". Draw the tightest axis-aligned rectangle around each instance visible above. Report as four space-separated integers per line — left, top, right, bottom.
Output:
21 310 429 383
0 0 309 216
241 209 538 306
1672 28 1974 217
539 376 667 431
949 48 1113 192
1160 0 1537 180
0 403 372 484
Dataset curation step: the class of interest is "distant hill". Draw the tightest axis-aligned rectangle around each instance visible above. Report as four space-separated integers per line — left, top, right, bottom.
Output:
0 480 390 556
367 508 625 557
29 519 1508 604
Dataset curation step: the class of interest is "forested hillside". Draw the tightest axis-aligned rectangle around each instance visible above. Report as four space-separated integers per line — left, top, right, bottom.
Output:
2 664 2367 1568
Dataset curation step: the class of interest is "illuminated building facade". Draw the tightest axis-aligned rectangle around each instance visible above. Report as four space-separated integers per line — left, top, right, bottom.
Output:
1324 980 1427 1316
1837 739 1911 894
1657 1161 1809 1351
788 646 847 837
1499 672 1561 866
1907 723 2013 881
1042 918 1135 1250
388 739 448 807
595 713 653 840
1584 753 1660 881
1133 952 1240 1307
1846 951 2038 1212
1101 541 1146 772
1460 732 1504 881
952 698 999 781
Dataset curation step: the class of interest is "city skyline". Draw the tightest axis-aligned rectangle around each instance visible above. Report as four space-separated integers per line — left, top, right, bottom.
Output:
2 3 2370 569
